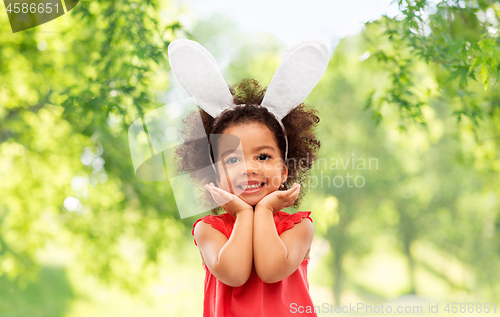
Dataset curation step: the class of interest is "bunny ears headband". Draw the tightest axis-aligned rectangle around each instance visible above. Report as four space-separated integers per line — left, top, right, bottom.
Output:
168 39 329 162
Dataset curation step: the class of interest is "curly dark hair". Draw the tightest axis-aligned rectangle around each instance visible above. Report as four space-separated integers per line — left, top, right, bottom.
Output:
174 78 320 215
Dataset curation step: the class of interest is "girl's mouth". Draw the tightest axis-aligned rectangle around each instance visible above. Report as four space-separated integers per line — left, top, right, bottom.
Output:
237 182 266 194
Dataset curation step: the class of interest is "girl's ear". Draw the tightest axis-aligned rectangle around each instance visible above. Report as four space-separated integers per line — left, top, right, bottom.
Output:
281 162 288 184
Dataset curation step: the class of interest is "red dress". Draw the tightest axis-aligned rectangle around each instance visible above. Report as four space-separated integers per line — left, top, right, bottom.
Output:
192 211 318 317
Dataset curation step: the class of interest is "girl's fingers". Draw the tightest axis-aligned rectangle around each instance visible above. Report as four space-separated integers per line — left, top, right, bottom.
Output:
285 184 300 196
212 186 229 196
205 185 213 195
206 185 224 205
209 188 220 199
211 187 233 204
206 185 234 206
206 183 216 190
288 193 298 204
273 184 299 207
206 184 226 196
288 187 300 203
293 185 301 195
209 193 219 204
282 187 294 197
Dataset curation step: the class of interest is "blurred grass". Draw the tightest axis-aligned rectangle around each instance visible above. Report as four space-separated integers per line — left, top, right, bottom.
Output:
1 237 205 317
0 266 74 317
64 237 205 317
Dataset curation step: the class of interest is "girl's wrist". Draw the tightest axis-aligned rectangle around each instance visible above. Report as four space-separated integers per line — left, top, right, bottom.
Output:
255 204 275 215
235 208 254 218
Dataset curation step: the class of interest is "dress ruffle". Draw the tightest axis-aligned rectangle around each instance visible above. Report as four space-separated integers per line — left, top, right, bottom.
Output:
192 211 312 245
276 211 312 236
192 215 231 246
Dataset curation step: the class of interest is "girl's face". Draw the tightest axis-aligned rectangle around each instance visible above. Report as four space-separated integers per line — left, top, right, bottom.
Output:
215 121 288 207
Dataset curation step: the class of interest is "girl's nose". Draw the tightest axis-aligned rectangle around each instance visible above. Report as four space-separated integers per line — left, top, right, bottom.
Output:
243 159 259 176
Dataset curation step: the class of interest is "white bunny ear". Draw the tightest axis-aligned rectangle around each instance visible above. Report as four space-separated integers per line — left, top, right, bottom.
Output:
261 39 329 120
168 39 234 118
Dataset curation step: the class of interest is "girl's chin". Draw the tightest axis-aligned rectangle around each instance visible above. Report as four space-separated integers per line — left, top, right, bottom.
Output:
238 188 280 205
241 198 260 207
239 195 263 207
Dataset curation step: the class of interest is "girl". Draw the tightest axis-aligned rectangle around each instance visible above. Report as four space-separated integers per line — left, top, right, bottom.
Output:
169 39 328 317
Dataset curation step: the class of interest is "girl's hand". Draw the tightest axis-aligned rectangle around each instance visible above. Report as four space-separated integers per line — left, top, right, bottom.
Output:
205 183 253 218
256 183 300 215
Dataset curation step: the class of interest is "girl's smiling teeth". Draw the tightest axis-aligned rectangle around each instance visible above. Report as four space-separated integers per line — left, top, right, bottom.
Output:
237 182 266 190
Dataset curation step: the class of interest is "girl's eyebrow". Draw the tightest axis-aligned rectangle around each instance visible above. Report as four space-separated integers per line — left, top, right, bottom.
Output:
253 145 275 153
220 148 240 159
219 145 275 159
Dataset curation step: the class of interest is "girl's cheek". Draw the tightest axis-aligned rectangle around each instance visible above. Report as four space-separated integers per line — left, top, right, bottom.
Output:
217 172 238 192
261 161 283 176
219 177 230 191
263 159 282 171
225 175 234 189
269 176 282 188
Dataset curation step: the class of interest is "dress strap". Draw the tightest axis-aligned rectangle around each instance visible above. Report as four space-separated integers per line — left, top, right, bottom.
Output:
192 214 231 246
276 211 313 236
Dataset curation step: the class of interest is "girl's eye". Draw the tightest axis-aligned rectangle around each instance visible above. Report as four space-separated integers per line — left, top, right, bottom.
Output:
225 157 239 164
257 153 272 160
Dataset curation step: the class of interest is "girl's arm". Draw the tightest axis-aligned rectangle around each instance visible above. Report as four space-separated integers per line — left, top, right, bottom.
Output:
193 210 253 287
253 206 314 283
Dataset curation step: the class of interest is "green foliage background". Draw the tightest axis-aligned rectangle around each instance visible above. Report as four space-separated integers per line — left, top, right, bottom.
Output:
0 0 499 315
